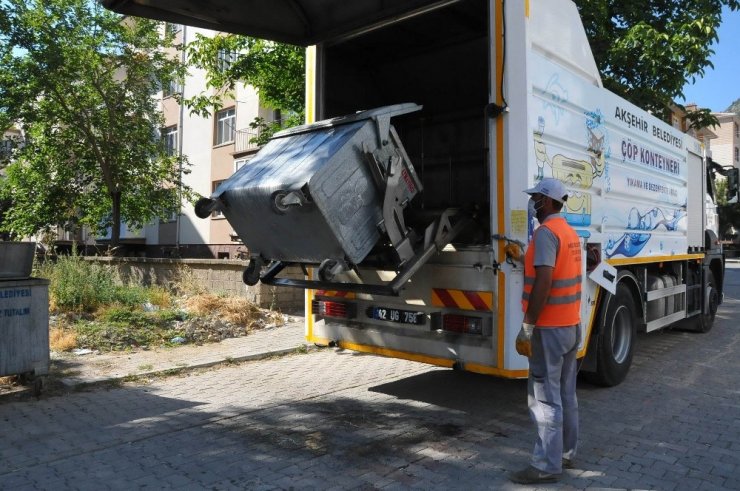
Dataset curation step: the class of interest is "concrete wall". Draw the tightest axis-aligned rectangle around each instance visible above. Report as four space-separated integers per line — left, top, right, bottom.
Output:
86 257 305 313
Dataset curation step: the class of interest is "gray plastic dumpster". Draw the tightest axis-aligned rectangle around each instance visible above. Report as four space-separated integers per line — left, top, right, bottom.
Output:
196 104 423 271
0 243 49 395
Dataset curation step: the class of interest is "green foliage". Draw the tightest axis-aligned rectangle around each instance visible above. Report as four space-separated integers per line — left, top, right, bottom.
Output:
111 285 150 307
0 0 190 243
74 317 184 351
574 0 740 123
37 254 117 312
100 306 151 326
38 256 189 350
184 33 304 135
37 253 180 313
156 309 188 322
248 114 304 146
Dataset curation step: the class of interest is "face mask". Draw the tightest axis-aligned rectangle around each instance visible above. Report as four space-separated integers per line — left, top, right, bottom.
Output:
528 197 542 217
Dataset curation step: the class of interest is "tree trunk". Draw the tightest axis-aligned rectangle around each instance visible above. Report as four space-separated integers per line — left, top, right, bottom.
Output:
110 190 121 252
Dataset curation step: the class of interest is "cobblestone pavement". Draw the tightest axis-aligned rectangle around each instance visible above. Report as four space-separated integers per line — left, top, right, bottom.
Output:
1 265 739 490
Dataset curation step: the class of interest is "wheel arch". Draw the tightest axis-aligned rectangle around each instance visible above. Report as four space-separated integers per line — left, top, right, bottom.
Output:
581 268 641 372
709 257 724 304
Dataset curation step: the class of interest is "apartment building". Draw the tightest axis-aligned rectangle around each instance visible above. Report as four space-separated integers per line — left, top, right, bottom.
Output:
669 103 717 156
138 23 276 258
709 112 740 170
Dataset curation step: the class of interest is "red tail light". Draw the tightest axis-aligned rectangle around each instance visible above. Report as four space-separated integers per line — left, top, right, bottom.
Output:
312 300 356 319
442 314 483 334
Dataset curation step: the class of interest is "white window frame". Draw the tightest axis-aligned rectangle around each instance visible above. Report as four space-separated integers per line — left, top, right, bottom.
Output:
163 78 182 98
215 108 236 146
217 49 237 72
234 157 251 173
211 180 225 217
162 125 178 156
166 23 183 36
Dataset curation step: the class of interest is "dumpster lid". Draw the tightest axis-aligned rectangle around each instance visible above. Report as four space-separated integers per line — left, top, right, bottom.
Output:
100 0 462 46
273 103 422 139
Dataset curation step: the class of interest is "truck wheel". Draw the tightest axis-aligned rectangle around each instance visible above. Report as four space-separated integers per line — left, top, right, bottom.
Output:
592 283 637 387
691 270 717 333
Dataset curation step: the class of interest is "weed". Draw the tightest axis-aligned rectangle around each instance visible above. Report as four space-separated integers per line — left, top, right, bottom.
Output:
49 327 78 352
147 286 173 308
169 265 208 296
156 309 188 322
184 294 261 325
98 307 150 326
137 364 154 371
111 285 149 307
37 253 117 312
40 256 276 353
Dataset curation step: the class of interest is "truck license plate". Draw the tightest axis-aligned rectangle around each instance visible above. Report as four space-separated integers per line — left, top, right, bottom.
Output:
368 306 425 325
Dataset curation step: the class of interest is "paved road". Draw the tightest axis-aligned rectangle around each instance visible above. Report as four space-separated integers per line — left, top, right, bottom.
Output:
2 266 739 490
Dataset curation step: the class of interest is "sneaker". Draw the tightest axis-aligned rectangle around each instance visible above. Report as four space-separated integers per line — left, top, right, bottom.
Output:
509 465 560 484
563 458 575 469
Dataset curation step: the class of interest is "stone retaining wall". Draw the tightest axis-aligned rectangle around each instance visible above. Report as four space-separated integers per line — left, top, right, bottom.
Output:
86 257 305 313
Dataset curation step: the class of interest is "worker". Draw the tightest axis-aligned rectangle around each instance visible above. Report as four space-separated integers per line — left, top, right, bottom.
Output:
510 177 583 485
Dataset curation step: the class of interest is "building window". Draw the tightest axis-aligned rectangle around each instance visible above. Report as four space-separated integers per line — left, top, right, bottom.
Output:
162 125 178 156
736 123 739 139
217 49 237 72
166 23 182 36
163 78 182 98
735 147 739 162
215 107 236 146
211 181 225 217
234 158 251 173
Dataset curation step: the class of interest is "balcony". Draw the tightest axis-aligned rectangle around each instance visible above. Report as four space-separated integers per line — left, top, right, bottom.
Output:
234 128 261 154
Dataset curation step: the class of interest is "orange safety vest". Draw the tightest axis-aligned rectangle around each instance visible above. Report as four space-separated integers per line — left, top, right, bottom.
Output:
521 216 582 327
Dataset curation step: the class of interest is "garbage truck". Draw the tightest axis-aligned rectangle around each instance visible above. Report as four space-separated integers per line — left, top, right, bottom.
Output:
104 0 738 386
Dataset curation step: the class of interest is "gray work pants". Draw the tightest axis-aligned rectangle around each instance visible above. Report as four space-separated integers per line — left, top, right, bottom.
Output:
527 325 579 474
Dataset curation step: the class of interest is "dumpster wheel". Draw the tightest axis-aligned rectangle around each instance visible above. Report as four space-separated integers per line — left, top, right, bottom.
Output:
243 257 264 286
19 372 44 397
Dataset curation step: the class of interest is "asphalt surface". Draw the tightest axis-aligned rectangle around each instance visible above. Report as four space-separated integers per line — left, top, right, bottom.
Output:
1 265 739 490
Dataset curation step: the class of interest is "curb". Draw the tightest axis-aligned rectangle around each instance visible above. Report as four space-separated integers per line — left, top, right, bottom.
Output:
58 343 317 389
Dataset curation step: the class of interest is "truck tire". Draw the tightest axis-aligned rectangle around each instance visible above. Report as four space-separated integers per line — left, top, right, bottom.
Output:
592 283 637 387
690 270 717 333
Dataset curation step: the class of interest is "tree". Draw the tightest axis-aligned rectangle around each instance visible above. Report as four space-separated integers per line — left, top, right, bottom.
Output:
184 34 305 142
0 0 188 248
574 0 740 128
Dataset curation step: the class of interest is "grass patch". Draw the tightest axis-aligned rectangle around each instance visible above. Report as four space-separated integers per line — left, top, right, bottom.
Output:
41 255 281 353
49 327 78 352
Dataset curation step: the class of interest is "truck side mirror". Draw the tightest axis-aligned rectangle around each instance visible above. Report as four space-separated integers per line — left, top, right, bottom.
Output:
727 168 740 202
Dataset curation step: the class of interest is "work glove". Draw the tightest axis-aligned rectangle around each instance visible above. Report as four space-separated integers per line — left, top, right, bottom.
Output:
515 322 535 357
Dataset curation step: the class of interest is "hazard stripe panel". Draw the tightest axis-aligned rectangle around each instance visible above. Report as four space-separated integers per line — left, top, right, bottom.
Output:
431 289 493 311
315 290 356 299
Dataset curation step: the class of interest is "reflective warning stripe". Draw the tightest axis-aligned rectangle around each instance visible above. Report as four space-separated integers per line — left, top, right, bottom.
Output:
315 290 356 299
432 289 493 311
